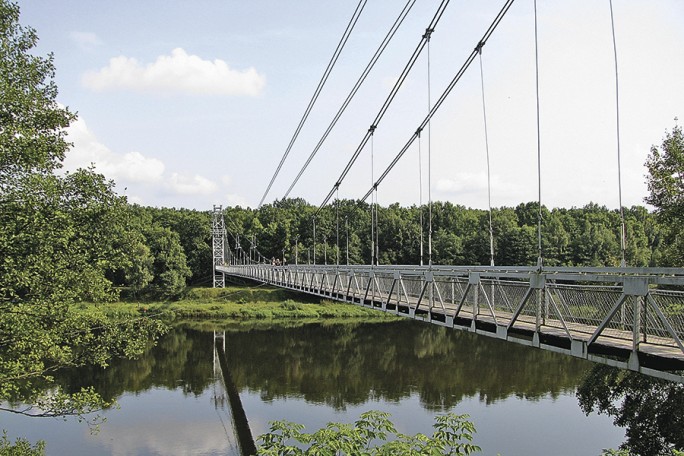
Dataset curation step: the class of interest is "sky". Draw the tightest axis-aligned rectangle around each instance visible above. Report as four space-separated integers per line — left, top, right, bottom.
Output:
19 0 684 211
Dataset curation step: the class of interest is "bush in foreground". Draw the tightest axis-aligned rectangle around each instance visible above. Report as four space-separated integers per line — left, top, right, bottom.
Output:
257 410 480 455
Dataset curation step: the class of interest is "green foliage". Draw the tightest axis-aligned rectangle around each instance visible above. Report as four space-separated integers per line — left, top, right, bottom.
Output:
141 224 191 300
257 410 481 455
218 197 661 269
0 0 167 429
0 1 74 177
645 122 684 222
93 294 398 322
645 122 684 266
0 432 44 456
601 449 684 456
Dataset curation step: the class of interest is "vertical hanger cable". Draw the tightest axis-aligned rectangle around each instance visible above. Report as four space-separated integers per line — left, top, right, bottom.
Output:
478 46 495 267
609 0 627 267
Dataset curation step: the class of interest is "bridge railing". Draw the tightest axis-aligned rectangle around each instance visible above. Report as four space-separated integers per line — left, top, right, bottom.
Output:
217 263 684 381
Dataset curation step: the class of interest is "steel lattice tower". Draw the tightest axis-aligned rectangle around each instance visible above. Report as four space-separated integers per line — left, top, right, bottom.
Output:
212 205 226 288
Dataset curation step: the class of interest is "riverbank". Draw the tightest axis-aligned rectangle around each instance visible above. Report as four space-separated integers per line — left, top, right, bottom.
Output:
84 285 400 322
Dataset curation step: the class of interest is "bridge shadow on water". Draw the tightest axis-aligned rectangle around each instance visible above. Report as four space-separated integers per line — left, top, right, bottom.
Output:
214 333 257 456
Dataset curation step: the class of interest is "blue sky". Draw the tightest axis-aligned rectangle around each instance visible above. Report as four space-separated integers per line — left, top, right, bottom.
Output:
20 0 684 210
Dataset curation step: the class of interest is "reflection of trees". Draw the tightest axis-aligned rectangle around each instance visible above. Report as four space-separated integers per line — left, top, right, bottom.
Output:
53 321 592 417
55 328 214 402
577 365 684 456
226 320 589 411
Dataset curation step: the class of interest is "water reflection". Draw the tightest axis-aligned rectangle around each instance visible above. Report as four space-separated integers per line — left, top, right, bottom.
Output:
577 365 684 456
56 320 591 411
16 320 674 454
223 320 588 411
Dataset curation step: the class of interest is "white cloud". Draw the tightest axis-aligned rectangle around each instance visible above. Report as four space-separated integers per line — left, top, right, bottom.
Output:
64 117 165 184
436 173 488 195
82 48 266 96
69 31 103 51
167 172 218 195
434 172 531 209
65 116 221 206
225 193 250 208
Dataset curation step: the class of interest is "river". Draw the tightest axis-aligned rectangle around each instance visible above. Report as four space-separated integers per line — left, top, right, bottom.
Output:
3 318 669 455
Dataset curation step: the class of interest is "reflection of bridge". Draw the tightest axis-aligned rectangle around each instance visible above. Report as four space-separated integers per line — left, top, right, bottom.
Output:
212 331 257 456
217 263 684 384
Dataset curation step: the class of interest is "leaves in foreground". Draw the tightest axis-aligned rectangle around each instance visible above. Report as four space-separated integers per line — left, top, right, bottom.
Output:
257 410 480 455
0 431 45 456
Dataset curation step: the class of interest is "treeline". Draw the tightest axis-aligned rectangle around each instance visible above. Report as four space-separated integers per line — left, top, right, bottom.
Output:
120 198 673 302
221 199 662 268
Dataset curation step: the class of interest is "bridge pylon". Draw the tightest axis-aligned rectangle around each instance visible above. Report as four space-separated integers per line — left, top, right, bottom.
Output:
212 205 227 288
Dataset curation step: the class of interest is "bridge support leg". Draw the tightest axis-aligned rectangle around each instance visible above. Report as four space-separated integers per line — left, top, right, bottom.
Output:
571 340 585 358
628 351 640 372
532 332 540 348
496 326 507 340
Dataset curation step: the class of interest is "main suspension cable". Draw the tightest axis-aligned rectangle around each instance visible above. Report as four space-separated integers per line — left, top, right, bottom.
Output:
258 0 368 208
609 0 627 267
283 0 418 200
316 0 452 213
360 0 516 203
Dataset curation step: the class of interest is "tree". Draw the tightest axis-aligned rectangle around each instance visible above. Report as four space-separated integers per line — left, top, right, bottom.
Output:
0 1 74 179
0 0 165 428
542 211 570 266
142 225 192 299
645 122 684 222
149 208 212 285
645 122 684 266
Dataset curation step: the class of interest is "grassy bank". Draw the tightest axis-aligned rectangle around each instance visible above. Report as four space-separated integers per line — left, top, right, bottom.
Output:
85 285 399 323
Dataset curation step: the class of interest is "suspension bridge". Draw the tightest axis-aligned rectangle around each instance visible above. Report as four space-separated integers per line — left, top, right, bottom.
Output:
213 199 684 383
210 0 684 385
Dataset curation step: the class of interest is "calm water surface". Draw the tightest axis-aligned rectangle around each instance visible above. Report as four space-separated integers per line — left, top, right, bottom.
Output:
3 320 630 455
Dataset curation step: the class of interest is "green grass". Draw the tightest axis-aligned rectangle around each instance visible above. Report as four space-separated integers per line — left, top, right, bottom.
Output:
86 285 400 323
